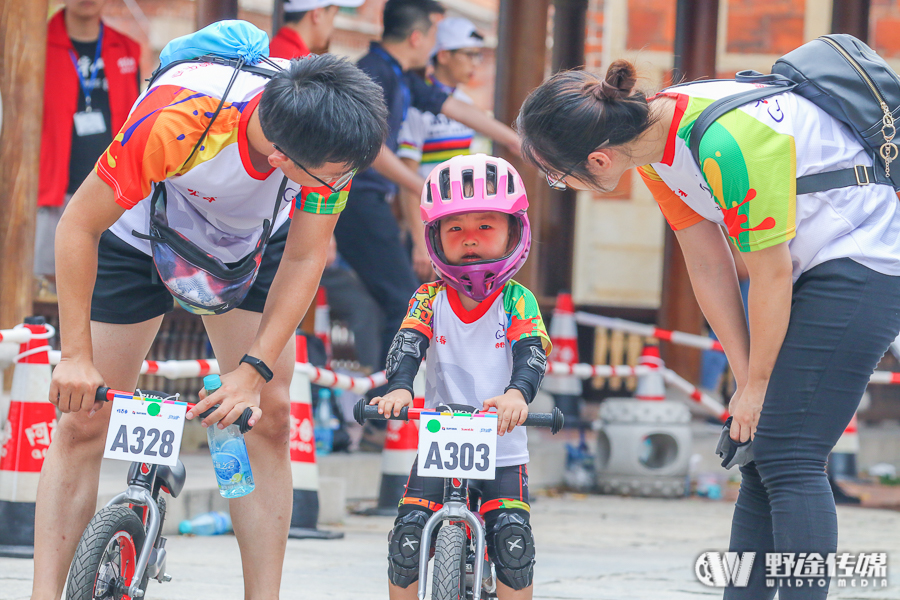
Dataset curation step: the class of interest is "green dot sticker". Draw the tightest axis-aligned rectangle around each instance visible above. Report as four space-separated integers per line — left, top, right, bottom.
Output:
147 403 161 417
426 419 441 433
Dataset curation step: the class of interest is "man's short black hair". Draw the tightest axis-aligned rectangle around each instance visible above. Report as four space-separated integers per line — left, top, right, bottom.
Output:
382 0 445 43
259 54 388 171
283 10 308 24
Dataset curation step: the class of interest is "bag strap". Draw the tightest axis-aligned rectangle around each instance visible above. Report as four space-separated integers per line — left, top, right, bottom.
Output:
688 84 797 169
147 54 280 88
688 82 892 195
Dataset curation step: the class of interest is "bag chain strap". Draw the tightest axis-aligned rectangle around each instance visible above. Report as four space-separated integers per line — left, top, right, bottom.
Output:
880 102 898 177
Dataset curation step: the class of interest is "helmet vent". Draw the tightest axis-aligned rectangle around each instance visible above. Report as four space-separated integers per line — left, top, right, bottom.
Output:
485 164 497 195
507 171 516 195
439 168 452 200
461 169 475 198
426 185 433 205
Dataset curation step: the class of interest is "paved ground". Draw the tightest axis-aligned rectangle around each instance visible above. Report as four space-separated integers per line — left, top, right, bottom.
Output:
3 492 899 600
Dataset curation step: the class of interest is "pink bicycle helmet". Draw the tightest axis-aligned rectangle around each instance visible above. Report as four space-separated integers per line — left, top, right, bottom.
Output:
421 154 531 301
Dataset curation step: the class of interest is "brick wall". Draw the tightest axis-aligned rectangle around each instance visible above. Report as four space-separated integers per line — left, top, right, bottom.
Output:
627 0 675 51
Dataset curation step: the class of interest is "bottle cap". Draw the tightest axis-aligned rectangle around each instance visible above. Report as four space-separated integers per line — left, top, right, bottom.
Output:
203 374 222 392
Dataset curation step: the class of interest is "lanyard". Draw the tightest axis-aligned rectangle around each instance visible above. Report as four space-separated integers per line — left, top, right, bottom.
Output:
428 74 455 96
372 44 410 121
68 22 104 113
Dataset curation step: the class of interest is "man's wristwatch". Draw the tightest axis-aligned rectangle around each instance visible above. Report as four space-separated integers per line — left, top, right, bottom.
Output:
239 354 274 383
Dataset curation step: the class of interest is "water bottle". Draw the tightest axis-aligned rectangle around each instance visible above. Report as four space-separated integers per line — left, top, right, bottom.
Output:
203 374 255 498
178 511 232 536
314 388 333 455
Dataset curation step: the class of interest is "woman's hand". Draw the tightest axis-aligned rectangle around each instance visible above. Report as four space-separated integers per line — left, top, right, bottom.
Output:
370 388 414 418
50 356 106 415
187 364 264 429
728 382 766 443
483 389 528 436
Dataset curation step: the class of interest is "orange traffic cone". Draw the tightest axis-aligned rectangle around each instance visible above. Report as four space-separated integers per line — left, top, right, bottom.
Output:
288 334 343 539
634 345 666 401
543 292 581 423
0 317 54 558
363 368 424 516
314 287 332 367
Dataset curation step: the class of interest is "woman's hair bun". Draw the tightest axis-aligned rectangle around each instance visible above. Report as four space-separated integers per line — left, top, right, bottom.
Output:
590 59 637 101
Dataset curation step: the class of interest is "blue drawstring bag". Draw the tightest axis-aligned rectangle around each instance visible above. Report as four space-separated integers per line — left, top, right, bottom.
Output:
158 20 269 68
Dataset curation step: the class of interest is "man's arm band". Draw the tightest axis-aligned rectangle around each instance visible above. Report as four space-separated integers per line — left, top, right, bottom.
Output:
384 329 430 395
505 337 547 404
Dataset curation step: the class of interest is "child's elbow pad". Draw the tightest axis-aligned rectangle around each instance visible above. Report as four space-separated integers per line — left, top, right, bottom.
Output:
505 337 547 403
385 328 430 394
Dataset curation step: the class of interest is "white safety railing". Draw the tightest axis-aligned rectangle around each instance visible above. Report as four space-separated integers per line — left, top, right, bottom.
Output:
575 312 724 352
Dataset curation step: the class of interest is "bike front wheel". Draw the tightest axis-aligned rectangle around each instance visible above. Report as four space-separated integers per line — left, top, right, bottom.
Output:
66 505 146 600
432 523 467 600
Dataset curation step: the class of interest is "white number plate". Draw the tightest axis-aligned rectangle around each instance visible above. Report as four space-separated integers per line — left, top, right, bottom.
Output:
417 412 497 480
103 396 187 467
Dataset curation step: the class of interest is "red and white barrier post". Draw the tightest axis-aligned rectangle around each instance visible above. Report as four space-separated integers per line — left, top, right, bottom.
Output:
288 335 342 539
634 345 666 402
0 317 55 558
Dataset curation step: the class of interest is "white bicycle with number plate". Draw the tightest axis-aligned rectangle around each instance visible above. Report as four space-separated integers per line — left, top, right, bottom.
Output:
64 386 253 600
354 400 564 600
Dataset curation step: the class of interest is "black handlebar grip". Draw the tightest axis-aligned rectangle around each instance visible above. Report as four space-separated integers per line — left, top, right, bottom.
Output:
198 405 255 434
353 398 410 424
522 407 565 434
95 386 111 402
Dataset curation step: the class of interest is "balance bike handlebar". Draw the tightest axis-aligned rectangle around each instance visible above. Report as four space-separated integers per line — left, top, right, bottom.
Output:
353 398 565 435
95 386 255 434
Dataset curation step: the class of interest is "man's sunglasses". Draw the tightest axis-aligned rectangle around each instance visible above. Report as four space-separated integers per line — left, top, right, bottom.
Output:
273 144 356 193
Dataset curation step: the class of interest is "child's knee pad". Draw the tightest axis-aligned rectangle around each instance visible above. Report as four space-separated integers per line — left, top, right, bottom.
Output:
388 510 429 588
486 511 535 590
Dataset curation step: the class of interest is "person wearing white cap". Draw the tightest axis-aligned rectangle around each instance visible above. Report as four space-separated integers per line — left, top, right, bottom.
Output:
399 17 486 180
270 0 364 58
397 17 496 281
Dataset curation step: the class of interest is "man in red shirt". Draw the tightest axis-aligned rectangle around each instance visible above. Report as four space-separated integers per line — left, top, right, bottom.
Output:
269 0 364 58
36 0 140 300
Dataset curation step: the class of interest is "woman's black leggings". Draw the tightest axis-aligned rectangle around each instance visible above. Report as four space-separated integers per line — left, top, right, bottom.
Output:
726 258 900 600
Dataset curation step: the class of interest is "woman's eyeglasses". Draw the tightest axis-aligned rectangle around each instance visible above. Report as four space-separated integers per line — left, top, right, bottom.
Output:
545 168 575 191
544 139 610 191
273 144 356 193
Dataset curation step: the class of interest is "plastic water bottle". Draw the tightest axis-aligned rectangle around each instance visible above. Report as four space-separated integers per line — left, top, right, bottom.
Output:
178 511 232 536
314 388 333 455
204 375 255 498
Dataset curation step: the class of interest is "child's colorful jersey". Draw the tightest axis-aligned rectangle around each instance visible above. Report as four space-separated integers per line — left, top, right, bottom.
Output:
639 80 900 281
397 80 474 178
400 280 551 467
98 58 346 263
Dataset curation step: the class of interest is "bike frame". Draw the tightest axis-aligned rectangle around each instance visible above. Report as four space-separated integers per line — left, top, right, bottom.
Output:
104 462 170 598
417 477 489 600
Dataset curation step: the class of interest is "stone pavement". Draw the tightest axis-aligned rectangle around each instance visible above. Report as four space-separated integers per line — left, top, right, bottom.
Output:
3 493 899 600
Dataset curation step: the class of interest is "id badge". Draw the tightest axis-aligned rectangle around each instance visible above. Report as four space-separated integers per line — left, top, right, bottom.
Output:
73 110 107 136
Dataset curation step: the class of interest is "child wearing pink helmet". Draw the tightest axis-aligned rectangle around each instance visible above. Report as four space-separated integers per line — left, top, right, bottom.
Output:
370 154 552 600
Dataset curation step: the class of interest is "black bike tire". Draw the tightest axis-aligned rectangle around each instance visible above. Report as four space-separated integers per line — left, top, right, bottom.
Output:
66 505 146 600
432 524 467 600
